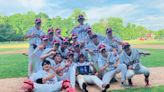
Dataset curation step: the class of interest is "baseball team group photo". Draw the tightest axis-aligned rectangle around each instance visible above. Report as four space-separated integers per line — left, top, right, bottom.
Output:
0 0 164 92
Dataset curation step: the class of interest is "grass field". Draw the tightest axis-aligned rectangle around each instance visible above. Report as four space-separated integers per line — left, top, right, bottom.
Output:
141 49 164 67
0 54 28 79
112 85 164 92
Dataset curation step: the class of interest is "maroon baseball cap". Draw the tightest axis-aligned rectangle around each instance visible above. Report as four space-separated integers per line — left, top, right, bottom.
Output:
66 52 74 57
55 28 61 33
98 44 106 51
41 35 48 41
122 42 130 49
35 18 41 24
71 33 78 39
78 14 85 20
106 28 112 33
73 42 80 47
48 28 53 34
86 27 92 33
53 40 60 45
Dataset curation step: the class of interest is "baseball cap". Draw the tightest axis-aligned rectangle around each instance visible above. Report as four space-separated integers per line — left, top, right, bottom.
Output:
55 28 61 33
73 42 80 47
71 33 78 39
66 52 74 57
106 28 112 33
62 38 69 44
48 28 53 34
79 53 84 58
122 42 130 49
91 34 98 39
41 35 48 41
98 44 106 51
86 27 92 33
78 14 85 20
35 18 41 24
53 40 60 45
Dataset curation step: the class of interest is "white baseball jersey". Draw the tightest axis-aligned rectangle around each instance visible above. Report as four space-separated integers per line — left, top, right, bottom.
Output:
47 37 55 48
71 23 89 42
85 34 105 45
103 36 122 53
98 52 119 71
58 46 69 59
30 70 58 84
120 48 144 70
73 48 89 62
26 27 45 46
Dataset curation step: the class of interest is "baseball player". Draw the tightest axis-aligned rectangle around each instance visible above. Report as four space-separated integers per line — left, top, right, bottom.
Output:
25 18 45 76
29 60 73 92
120 43 150 87
71 33 78 46
47 28 55 48
85 27 105 45
75 53 109 92
97 44 128 88
71 14 90 42
103 28 123 54
54 28 63 44
73 42 88 62
85 34 107 68
43 52 76 89
54 52 76 89
31 35 49 73
58 38 69 59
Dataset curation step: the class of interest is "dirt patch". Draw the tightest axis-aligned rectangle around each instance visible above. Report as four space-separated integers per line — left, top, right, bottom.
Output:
132 45 164 49
0 67 164 92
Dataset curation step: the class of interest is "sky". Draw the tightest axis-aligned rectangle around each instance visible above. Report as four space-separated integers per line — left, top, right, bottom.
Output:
0 0 163 31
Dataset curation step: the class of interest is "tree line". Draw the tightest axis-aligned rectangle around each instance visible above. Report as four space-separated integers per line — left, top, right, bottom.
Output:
0 9 163 42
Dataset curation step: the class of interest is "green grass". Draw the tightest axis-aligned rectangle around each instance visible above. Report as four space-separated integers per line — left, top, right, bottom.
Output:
0 48 26 52
141 49 164 67
0 54 28 79
111 85 164 92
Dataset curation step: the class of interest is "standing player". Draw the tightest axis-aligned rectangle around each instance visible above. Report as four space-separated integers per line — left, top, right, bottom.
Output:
85 27 105 45
31 35 49 73
103 28 123 54
71 14 89 43
25 18 45 76
47 28 55 48
54 28 63 44
120 43 150 87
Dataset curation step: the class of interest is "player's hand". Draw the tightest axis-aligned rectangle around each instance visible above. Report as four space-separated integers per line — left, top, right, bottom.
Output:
128 65 133 69
90 62 94 66
95 72 99 76
49 51 56 56
38 45 44 50
114 64 118 68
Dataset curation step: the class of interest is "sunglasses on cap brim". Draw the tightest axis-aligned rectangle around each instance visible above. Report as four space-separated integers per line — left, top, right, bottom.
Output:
107 31 112 33
43 39 48 41
123 45 130 50
78 18 85 21
54 43 59 46
63 42 69 45
36 22 41 25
